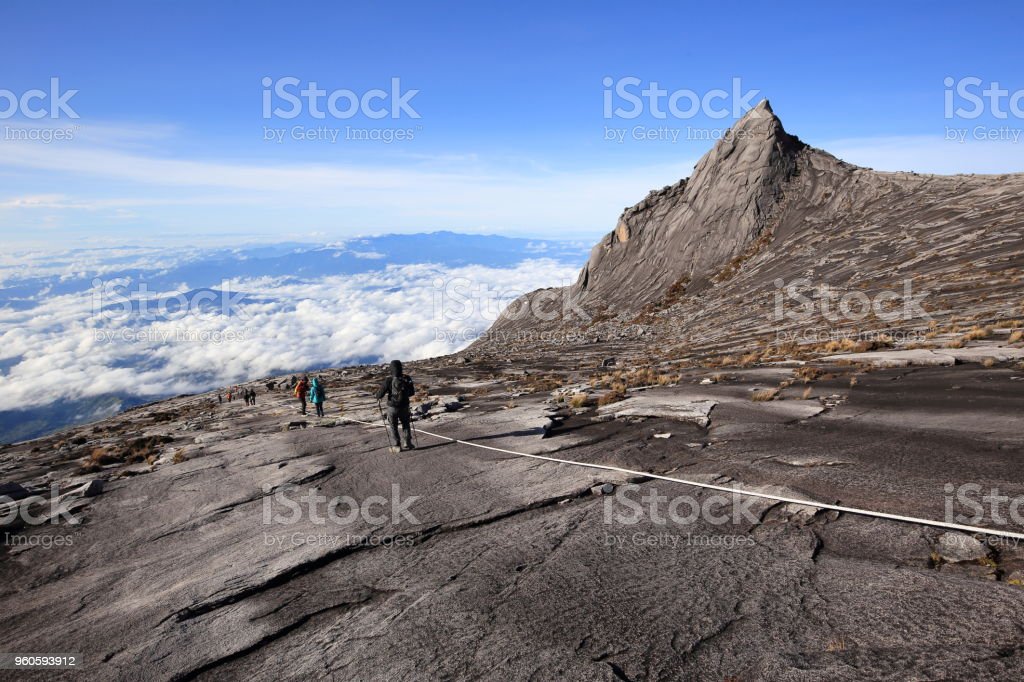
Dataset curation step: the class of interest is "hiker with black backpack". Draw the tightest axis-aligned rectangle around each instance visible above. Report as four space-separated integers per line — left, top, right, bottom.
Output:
376 360 416 452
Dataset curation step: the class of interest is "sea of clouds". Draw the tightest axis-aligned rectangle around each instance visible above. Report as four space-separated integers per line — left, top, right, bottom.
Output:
0 236 585 417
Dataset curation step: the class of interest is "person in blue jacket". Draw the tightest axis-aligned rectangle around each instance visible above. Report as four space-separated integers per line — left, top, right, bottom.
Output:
309 376 326 417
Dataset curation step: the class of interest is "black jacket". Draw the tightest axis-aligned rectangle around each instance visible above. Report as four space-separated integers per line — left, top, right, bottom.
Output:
376 375 414 409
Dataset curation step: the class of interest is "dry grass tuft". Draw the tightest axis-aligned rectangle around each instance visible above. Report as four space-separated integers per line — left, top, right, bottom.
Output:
591 367 676 391
81 435 174 472
597 387 627 406
794 366 824 384
87 446 117 466
964 325 991 341
738 351 762 367
656 373 678 386
751 388 780 402
816 338 879 354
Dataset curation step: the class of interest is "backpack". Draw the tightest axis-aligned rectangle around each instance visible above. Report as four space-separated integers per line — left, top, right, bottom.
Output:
387 375 414 407
309 382 325 402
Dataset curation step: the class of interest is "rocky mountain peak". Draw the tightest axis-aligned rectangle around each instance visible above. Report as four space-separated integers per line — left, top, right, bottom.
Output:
566 99 807 313
688 98 802 182
483 100 1024 356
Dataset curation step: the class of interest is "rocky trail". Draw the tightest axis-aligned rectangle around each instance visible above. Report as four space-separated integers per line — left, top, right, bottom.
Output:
4 341 1024 680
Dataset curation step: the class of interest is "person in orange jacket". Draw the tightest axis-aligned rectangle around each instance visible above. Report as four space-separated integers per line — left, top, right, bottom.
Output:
294 375 310 415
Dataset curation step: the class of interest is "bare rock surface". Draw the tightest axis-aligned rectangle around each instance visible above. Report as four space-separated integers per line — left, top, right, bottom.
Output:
821 349 959 367
824 345 1024 367
3 358 1024 680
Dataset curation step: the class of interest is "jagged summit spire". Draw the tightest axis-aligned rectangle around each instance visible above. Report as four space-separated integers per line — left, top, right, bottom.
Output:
734 98 777 123
725 98 790 140
558 99 805 310
691 98 803 183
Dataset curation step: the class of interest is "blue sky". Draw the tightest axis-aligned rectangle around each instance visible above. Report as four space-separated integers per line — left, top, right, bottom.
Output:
1 0 1023 247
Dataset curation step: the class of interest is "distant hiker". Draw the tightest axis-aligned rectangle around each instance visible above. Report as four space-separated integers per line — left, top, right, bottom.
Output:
294 375 310 415
249 388 257 406
218 393 223 404
227 389 233 403
309 376 326 418
376 360 416 451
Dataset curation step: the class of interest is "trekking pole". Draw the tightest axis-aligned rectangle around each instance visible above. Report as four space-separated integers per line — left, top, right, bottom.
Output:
376 399 395 452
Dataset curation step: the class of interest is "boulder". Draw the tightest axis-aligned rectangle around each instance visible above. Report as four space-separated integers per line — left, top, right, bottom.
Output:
0 482 32 501
936 532 989 563
79 479 105 497
541 417 564 437
596 395 717 428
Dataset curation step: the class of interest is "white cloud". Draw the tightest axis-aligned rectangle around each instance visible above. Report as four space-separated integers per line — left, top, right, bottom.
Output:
0 256 580 412
0 121 697 241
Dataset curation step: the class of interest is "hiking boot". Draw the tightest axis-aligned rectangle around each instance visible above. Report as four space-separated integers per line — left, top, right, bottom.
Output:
404 442 416 450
